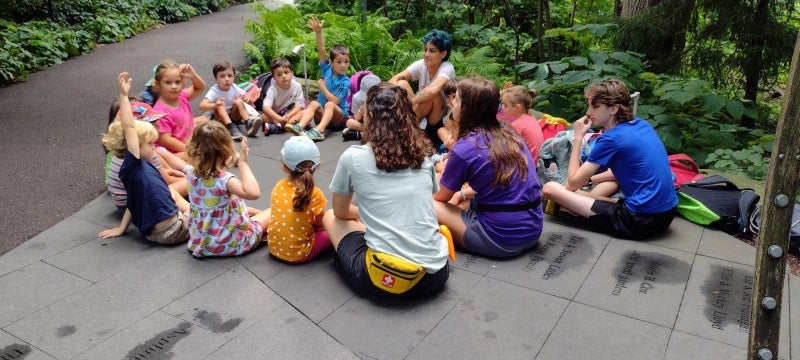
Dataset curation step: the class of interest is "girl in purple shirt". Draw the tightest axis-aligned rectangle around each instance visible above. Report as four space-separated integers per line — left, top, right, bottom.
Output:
434 75 543 258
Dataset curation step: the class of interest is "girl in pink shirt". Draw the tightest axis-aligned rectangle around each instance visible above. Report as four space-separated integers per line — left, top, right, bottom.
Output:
499 86 544 162
153 60 207 160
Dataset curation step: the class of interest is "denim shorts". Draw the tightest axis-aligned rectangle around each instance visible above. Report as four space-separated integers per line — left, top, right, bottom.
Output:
460 209 535 258
335 231 449 298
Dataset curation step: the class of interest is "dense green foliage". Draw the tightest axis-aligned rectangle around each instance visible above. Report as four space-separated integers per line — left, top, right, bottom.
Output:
1 0 794 181
0 0 237 85
243 4 502 82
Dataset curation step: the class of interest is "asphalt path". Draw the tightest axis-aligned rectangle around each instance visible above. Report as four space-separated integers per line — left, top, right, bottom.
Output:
0 1 285 255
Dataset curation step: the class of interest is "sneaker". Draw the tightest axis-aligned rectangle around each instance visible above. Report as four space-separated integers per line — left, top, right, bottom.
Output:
263 122 281 136
543 198 588 224
284 123 304 136
430 152 448 164
226 122 243 142
245 117 263 137
305 128 326 142
342 128 361 141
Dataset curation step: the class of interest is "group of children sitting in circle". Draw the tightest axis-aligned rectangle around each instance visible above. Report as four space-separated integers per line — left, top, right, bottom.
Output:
99 17 679 298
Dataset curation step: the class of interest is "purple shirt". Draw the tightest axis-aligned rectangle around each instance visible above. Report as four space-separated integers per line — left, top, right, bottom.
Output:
440 128 543 248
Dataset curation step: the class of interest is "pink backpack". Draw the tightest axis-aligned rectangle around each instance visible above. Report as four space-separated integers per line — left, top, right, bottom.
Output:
347 70 374 105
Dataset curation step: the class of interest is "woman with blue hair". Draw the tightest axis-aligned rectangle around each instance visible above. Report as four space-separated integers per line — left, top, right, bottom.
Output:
390 29 455 145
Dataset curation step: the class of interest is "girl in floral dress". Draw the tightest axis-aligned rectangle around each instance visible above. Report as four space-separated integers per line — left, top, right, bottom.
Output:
162 121 270 256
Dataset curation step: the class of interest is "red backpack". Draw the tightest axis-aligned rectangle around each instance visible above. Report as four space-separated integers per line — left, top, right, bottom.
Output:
538 114 571 141
669 153 705 187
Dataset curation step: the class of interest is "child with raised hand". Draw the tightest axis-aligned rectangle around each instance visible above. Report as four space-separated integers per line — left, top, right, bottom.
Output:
104 98 187 215
267 136 330 263
99 72 190 244
160 122 269 257
199 60 262 141
285 16 350 142
152 60 207 160
261 57 306 135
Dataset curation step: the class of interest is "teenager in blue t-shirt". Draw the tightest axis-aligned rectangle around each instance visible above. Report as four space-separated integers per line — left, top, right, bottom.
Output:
542 78 678 239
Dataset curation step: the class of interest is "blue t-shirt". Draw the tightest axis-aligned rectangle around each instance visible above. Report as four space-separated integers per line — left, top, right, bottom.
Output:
587 118 678 214
119 150 177 235
440 128 544 248
317 60 350 117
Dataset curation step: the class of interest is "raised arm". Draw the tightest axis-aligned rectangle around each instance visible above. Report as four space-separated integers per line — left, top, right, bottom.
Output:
308 17 327 63
565 116 600 191
181 63 206 101
117 72 140 159
224 138 261 200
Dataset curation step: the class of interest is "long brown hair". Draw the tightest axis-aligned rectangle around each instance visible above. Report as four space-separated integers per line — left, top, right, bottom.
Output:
187 121 237 178
456 75 528 187
365 83 434 172
285 161 316 211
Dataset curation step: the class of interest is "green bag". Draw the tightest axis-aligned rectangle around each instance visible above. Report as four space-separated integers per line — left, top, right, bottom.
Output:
677 192 720 225
676 175 760 236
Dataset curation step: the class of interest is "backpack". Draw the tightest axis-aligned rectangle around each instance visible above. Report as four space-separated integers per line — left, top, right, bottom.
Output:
749 204 800 255
669 153 705 187
239 72 274 113
676 175 760 236
347 70 374 108
538 113 571 141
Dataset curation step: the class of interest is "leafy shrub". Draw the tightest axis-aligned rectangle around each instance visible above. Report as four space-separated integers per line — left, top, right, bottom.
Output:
147 0 199 23
0 19 94 84
244 4 501 82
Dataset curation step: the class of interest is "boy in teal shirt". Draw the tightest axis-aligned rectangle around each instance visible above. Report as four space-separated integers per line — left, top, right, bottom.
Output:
286 16 350 142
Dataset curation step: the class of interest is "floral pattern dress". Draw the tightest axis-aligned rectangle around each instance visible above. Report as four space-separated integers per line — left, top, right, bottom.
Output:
184 166 262 257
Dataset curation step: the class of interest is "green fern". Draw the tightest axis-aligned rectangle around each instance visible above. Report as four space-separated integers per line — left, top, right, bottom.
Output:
450 46 501 79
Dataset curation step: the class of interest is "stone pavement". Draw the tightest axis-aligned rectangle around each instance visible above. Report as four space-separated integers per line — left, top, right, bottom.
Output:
0 129 797 360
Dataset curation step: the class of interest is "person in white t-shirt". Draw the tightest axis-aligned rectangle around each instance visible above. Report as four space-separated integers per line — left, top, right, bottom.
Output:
389 29 455 147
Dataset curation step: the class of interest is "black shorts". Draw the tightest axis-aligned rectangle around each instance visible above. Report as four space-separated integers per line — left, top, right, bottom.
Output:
588 199 676 240
335 231 449 298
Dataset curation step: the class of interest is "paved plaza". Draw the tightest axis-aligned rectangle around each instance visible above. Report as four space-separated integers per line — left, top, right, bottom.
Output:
1 131 798 359
0 1 797 359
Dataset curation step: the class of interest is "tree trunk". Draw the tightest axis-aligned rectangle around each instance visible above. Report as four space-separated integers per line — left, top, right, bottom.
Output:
614 0 622 17
740 0 771 128
537 0 544 61
544 0 555 60
747 30 800 360
620 0 660 17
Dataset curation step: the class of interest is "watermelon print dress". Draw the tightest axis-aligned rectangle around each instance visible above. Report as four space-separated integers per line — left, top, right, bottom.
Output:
184 165 263 257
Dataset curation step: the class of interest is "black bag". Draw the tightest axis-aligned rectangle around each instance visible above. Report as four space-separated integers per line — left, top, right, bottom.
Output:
749 204 800 255
677 175 760 236
250 72 274 113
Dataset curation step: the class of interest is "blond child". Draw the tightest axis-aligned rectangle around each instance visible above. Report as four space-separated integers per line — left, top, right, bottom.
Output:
152 60 207 160
261 57 306 135
99 72 190 244
267 136 330 263
104 99 187 214
499 85 544 161
199 60 262 141
285 16 350 142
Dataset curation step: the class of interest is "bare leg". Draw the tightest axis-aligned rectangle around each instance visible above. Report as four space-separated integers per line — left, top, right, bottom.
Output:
541 182 600 218
315 103 344 132
322 209 366 251
433 201 468 248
